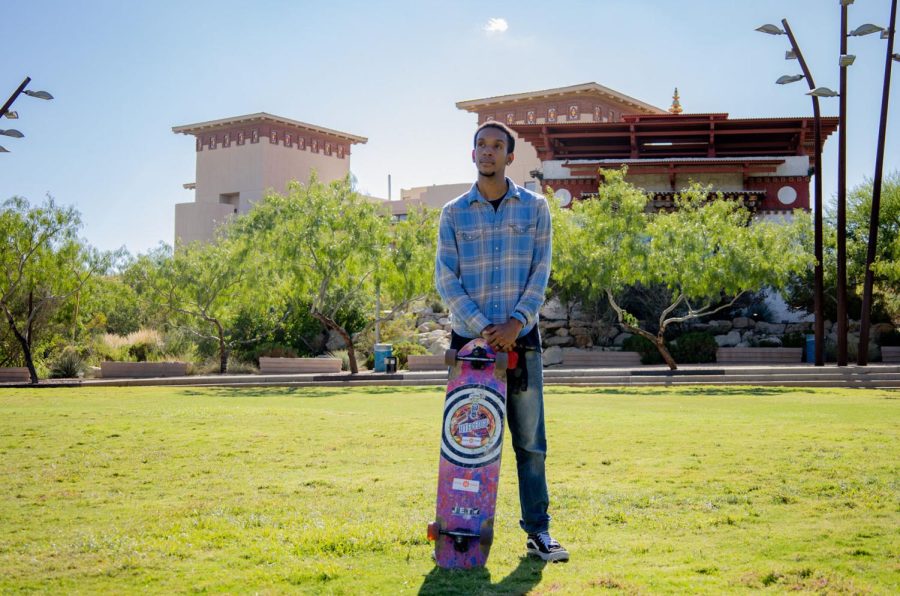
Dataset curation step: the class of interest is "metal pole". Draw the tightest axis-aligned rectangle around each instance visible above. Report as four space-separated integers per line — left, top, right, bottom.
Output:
0 76 31 120
783 19 826 366
836 2 849 366
858 0 897 365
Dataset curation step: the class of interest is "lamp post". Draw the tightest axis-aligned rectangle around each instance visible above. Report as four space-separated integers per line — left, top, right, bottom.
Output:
0 76 54 153
858 0 897 365
756 20 835 366
836 1 851 366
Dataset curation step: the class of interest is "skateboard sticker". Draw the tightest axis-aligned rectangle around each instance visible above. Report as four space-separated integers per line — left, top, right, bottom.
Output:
441 385 504 468
452 478 480 492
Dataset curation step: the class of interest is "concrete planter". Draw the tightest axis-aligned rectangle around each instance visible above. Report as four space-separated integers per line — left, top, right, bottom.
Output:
258 357 342 374
716 347 802 364
100 361 188 378
0 367 30 382
407 355 447 371
881 346 900 363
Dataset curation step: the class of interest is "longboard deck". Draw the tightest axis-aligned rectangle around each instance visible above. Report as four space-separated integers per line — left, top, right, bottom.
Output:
429 338 508 568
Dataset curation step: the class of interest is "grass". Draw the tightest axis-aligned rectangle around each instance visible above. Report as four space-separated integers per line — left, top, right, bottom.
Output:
0 384 897 594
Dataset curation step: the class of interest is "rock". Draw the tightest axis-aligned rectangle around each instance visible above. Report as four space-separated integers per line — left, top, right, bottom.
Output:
872 322 896 340
757 335 783 347
785 323 812 334
755 321 786 335
542 346 563 366
417 322 440 333
570 303 588 320
715 331 742 347
824 320 833 332
544 335 574 347
428 337 450 355
326 329 348 351
691 322 710 331
540 297 567 321
574 334 594 349
417 306 434 315
708 320 733 333
438 317 451 326
733 317 752 329
612 332 632 347
555 328 570 337
540 319 567 330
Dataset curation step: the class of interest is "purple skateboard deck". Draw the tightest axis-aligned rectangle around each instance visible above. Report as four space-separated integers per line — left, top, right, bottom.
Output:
428 338 512 568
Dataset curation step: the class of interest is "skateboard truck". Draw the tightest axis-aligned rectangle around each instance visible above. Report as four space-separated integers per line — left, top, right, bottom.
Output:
427 523 482 552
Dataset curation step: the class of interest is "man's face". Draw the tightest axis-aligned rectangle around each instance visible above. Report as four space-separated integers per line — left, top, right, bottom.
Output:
473 127 514 178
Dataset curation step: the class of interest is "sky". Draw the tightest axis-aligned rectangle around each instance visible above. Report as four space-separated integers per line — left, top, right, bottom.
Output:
2 0 898 255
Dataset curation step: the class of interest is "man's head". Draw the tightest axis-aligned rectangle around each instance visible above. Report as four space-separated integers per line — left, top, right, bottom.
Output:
472 121 516 178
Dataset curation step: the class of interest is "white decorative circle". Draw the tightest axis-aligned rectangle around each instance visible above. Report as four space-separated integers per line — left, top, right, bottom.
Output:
777 186 797 205
554 188 572 207
441 386 505 468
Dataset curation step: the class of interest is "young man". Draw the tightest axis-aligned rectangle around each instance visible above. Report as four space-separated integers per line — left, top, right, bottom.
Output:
435 121 568 562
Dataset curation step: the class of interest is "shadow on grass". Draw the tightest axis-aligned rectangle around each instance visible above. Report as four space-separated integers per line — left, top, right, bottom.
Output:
179 386 441 399
418 556 546 595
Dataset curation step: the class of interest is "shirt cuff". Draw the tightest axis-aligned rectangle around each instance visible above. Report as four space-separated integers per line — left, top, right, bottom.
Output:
510 311 528 328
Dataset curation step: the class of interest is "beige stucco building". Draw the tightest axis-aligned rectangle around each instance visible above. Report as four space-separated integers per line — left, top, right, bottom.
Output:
172 112 367 244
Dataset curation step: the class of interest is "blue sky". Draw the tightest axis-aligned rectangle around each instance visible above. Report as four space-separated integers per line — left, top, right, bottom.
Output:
3 0 897 254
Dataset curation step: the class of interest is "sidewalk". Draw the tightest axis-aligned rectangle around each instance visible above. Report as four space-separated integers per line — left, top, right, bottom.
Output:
8 363 900 389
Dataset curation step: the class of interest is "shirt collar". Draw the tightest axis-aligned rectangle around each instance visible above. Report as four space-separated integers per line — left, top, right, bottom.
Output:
465 177 521 205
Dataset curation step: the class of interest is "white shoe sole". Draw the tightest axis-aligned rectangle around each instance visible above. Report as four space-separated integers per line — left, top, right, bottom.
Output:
527 547 569 562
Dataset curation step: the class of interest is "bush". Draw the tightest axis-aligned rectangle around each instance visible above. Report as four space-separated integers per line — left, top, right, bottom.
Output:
328 350 351 371
391 341 428 369
781 332 807 348
670 331 718 363
877 329 900 347
622 334 665 365
49 347 85 378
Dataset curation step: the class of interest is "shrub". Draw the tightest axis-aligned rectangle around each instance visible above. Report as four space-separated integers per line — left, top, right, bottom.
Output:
621 334 665 365
49 347 85 378
877 329 900 347
328 350 351 371
781 332 807 348
670 331 718 363
390 341 428 369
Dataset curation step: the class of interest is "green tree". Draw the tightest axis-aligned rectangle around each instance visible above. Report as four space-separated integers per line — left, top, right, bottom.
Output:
0 197 113 383
235 175 436 373
551 169 813 369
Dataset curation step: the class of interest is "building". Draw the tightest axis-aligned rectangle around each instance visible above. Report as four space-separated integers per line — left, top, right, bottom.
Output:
172 112 367 244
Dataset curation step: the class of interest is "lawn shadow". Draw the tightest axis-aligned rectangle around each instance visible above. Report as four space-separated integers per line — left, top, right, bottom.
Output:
418 556 546 595
178 385 441 399
547 386 795 397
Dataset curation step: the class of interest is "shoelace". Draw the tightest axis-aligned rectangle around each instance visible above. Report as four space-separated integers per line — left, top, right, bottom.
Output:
534 532 559 548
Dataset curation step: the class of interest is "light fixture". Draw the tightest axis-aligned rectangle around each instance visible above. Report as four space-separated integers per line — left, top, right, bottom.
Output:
839 54 857 67
776 74 805 84
807 87 839 97
893 53 900 62
756 24 785 35
840 0 855 6
849 24 885 37
23 90 53 100
0 129 24 138
786 49 798 60
0 146 8 153
4 111 18 119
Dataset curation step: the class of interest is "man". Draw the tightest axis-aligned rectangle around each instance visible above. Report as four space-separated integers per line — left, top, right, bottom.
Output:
435 121 568 562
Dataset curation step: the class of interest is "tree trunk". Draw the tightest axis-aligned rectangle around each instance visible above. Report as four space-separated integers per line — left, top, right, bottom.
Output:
4 312 38 384
312 311 357 373
213 319 228 374
653 334 678 370
605 288 679 370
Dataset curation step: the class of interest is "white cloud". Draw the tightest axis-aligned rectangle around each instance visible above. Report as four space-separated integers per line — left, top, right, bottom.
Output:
484 18 508 34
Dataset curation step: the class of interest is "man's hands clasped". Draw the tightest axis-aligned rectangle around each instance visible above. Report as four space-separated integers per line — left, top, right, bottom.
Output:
481 318 524 353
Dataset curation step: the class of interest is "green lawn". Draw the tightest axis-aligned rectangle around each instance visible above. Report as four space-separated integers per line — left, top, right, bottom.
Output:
0 385 897 594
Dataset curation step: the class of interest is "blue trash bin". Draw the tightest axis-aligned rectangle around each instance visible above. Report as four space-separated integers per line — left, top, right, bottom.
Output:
374 343 393 372
805 334 815 363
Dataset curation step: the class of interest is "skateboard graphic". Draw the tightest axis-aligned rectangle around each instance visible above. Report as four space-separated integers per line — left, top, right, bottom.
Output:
427 338 516 568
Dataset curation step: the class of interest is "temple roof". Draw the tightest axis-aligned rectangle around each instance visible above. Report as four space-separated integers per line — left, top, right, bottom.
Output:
456 82 664 114
173 112 367 144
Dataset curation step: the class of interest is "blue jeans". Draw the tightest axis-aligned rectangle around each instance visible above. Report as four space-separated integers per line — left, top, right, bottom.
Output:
507 349 550 535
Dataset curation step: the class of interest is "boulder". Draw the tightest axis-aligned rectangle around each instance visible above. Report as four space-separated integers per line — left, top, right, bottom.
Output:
428 336 450 355
708 320 733 333
438 317 451 326
326 329 348 351
573 334 594 349
755 321 786 335
732 317 753 329
542 346 563 366
612 332 632 347
540 319 567 330
555 328 570 337
544 335 574 347
714 331 742 347
540 297 567 321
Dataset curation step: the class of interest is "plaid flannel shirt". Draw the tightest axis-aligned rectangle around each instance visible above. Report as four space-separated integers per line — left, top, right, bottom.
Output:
435 178 552 339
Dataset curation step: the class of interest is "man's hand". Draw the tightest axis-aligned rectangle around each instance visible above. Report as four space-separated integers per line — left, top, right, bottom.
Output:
482 318 523 352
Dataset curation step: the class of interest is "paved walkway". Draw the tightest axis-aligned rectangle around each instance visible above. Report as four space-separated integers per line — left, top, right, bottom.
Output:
7 363 900 389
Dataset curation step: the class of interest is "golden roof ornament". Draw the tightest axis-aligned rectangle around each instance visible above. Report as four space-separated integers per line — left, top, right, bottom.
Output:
669 87 683 114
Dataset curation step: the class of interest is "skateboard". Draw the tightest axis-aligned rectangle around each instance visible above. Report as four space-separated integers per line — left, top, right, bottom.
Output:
427 337 517 568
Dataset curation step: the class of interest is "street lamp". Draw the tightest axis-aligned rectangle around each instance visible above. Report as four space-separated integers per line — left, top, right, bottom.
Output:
858 0 897 365
757 20 835 366
0 76 53 153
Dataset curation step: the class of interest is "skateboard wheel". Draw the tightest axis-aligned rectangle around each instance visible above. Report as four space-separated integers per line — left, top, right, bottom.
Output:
480 519 494 546
495 353 508 370
427 522 439 541
444 349 458 367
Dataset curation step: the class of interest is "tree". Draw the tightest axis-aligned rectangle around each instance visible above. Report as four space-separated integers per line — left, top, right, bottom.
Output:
551 169 813 369
0 197 113 383
234 175 437 373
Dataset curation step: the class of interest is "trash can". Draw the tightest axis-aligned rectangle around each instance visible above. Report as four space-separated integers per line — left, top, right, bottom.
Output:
374 343 393 372
805 334 815 363
384 356 398 374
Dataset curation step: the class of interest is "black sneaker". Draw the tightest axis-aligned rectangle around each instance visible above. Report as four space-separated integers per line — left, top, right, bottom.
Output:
526 532 569 562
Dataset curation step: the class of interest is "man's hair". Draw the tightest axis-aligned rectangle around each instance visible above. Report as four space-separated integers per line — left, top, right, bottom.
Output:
473 121 515 155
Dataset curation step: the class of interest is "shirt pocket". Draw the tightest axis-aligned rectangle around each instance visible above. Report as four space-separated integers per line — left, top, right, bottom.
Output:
508 223 536 255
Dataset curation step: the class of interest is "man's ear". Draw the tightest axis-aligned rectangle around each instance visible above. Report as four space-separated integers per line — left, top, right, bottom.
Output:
507 152 515 165
472 149 476 163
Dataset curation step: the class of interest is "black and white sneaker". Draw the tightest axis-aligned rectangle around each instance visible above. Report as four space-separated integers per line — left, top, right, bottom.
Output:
526 532 569 562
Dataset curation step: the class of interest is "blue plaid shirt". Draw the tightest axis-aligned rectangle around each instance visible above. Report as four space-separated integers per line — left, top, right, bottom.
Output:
435 178 552 339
